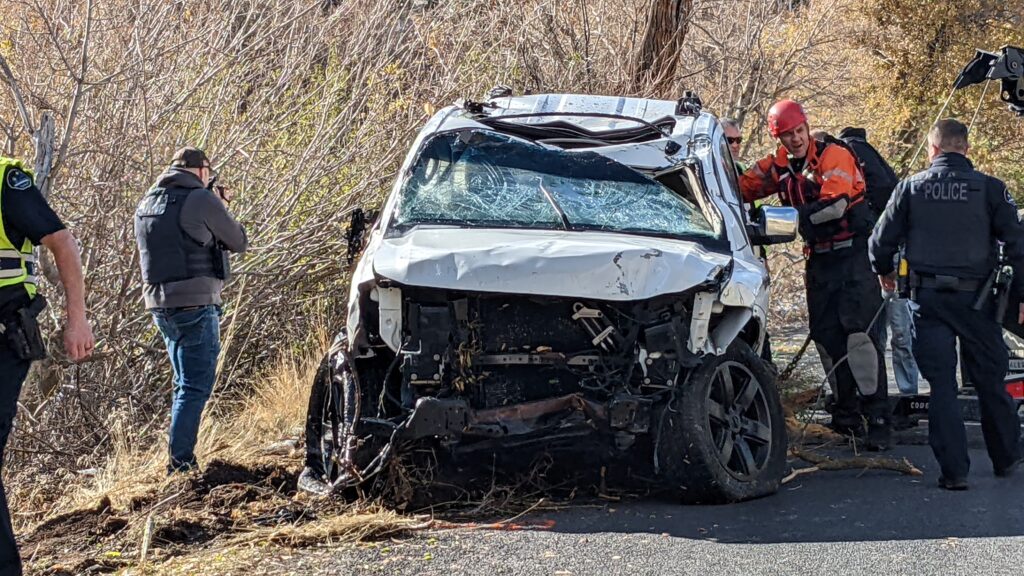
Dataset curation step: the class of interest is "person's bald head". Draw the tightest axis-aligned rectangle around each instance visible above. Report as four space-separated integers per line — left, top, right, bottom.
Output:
927 118 969 162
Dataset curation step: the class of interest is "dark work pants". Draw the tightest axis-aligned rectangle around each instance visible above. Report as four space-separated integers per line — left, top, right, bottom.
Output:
0 343 29 576
912 288 1021 480
806 242 889 419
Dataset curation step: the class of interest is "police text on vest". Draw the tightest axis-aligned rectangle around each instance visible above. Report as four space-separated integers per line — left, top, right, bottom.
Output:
922 181 968 202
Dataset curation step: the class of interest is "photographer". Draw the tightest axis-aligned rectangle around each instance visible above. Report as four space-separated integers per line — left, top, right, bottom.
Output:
134 147 247 474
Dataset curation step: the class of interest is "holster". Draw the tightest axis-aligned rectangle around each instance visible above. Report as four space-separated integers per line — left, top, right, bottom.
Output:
994 266 1014 323
996 288 1011 323
895 256 910 299
212 245 231 281
1 295 48 361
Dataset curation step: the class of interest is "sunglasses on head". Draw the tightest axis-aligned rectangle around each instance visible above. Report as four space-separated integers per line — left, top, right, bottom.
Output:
727 136 743 145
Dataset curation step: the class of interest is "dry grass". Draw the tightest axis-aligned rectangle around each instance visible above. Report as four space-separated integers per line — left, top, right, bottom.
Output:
25 332 329 526
235 505 430 548
14 331 438 575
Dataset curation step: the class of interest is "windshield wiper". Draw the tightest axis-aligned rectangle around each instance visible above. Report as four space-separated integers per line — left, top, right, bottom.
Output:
538 182 570 230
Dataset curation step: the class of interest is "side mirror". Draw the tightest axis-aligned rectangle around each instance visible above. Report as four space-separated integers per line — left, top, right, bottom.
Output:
344 207 380 265
748 206 798 246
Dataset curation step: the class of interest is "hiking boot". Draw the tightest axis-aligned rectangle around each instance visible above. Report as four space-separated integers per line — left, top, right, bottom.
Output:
827 413 864 437
938 476 969 490
995 458 1022 478
864 416 891 452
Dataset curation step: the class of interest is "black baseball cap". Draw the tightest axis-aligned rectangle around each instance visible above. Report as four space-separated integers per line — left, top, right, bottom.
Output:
170 147 211 169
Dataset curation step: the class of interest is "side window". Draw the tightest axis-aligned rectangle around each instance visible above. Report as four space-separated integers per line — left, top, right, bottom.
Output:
718 137 743 204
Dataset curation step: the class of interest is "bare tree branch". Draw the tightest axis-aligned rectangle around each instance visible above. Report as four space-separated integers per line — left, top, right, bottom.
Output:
0 54 35 136
52 0 94 180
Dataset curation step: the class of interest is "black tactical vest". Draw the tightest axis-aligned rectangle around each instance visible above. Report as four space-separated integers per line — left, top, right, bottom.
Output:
135 187 218 285
904 162 995 278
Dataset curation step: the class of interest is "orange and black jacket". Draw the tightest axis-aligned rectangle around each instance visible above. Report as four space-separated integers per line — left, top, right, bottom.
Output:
740 140 873 247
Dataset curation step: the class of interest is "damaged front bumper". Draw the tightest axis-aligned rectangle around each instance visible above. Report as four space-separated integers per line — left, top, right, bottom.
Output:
306 392 655 494
392 392 652 449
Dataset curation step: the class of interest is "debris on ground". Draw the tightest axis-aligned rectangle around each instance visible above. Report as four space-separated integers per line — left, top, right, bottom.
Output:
20 449 592 574
783 447 924 484
19 457 424 575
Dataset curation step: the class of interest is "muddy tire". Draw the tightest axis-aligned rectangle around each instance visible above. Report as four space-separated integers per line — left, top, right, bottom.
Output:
656 340 786 503
303 352 344 484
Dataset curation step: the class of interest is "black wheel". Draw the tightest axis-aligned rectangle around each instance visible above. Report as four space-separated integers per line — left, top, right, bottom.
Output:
302 352 344 484
657 340 786 503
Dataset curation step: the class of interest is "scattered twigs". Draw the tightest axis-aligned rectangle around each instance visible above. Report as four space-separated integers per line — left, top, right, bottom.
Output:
783 447 924 484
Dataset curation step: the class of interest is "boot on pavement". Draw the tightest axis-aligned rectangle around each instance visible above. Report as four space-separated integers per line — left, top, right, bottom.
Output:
865 416 891 451
827 411 865 437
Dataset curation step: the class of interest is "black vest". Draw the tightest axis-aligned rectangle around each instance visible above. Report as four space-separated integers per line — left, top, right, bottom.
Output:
135 187 218 285
904 155 995 279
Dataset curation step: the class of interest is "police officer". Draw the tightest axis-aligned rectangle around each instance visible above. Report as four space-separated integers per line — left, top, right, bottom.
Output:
741 100 890 450
870 118 1024 490
0 157 94 574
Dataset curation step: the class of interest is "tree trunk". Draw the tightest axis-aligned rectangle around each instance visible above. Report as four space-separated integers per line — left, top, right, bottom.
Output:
631 0 694 96
33 112 55 198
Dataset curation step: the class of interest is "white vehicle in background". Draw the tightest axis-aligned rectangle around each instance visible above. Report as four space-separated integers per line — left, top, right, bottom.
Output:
301 90 799 503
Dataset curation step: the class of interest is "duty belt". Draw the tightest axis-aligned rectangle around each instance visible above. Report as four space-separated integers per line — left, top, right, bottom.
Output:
804 238 854 256
910 273 982 292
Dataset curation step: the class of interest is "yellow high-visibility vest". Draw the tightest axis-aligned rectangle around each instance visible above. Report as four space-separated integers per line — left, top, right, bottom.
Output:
0 157 38 297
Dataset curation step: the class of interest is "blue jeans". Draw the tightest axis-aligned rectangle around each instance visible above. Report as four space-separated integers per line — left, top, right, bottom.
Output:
884 291 920 395
152 305 222 472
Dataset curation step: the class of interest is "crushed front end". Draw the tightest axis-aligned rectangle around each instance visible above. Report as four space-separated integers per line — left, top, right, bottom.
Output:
300 275 782 504
385 288 703 452
300 94 789 502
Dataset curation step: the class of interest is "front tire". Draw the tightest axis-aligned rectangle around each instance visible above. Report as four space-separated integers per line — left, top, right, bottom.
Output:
657 340 786 503
302 352 344 486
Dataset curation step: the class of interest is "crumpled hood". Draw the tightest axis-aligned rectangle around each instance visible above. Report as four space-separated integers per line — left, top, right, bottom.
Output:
372 227 731 301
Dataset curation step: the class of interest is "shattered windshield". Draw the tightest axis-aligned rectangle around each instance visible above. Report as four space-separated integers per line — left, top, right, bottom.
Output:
393 130 721 241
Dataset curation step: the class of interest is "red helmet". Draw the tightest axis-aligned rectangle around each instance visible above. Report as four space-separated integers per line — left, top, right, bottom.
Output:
766 99 807 138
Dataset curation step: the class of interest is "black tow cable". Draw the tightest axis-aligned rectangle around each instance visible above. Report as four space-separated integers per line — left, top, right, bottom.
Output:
777 334 812 384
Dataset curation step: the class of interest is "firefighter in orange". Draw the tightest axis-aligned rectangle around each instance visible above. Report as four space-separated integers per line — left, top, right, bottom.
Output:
740 99 890 450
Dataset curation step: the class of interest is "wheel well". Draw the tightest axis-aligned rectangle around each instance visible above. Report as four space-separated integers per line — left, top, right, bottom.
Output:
739 317 763 350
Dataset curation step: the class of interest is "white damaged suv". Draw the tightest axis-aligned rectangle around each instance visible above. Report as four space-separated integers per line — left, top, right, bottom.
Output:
302 92 799 503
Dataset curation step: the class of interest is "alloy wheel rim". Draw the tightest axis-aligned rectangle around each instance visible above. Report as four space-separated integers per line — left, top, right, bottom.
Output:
705 361 773 480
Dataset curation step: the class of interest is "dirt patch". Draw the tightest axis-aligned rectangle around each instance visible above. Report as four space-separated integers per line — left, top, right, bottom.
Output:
21 458 305 575
21 496 130 575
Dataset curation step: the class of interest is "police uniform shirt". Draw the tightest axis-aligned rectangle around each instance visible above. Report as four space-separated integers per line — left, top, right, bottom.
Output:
869 152 1024 299
0 166 65 315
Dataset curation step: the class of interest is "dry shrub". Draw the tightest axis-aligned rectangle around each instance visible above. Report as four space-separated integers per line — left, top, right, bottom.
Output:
0 0 874 517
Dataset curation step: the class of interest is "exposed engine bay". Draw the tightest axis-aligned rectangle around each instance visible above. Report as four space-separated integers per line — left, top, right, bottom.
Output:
302 280 782 504
379 288 706 442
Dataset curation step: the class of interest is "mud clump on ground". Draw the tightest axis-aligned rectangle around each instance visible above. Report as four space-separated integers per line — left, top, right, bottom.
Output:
20 458 304 575
21 448 652 574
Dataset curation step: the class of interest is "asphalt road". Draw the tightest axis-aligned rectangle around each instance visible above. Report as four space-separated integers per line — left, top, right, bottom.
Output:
228 342 1019 576
219 428 1024 576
